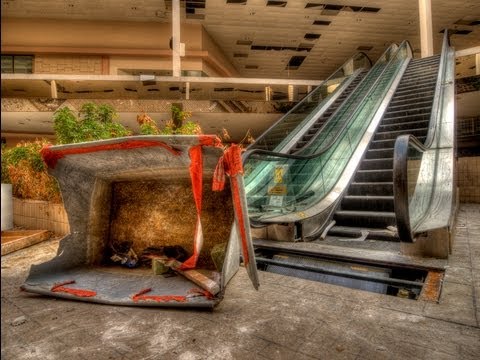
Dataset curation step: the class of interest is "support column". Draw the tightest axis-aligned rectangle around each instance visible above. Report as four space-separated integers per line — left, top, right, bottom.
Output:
172 0 181 77
50 80 58 99
185 81 190 100
476 53 480 76
418 0 434 58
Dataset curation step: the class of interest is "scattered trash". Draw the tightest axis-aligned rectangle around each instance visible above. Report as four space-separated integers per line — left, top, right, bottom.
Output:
397 288 410 298
386 225 398 235
140 245 188 267
152 258 170 275
11 316 26 326
155 258 221 295
320 221 336 240
108 241 139 268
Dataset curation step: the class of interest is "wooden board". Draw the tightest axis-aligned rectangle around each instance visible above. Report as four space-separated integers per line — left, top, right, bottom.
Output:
1 230 50 256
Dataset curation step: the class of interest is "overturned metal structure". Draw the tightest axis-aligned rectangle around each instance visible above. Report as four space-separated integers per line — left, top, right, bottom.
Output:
22 135 259 308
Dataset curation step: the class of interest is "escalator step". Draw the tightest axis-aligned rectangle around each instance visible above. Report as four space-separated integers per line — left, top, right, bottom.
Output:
383 106 433 119
378 119 429 132
365 148 394 159
369 138 397 149
381 113 431 125
328 225 399 241
341 195 394 212
386 100 433 113
334 210 396 228
360 158 393 170
355 169 393 182
348 182 393 196
374 128 428 141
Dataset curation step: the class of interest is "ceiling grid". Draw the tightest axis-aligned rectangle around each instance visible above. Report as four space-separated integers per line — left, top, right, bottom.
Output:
1 0 479 79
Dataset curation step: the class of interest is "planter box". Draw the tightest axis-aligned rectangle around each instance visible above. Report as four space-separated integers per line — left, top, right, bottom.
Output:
1 184 13 231
13 198 70 235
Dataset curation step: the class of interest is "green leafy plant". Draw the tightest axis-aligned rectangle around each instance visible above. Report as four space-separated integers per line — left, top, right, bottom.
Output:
137 111 161 135
54 103 131 144
3 103 134 203
137 105 203 136
1 139 62 203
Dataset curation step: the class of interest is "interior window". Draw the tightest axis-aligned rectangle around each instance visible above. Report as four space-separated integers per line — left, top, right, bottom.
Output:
1 55 34 74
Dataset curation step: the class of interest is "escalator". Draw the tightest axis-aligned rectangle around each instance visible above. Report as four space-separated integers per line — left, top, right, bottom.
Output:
329 55 441 241
247 30 456 293
244 41 408 223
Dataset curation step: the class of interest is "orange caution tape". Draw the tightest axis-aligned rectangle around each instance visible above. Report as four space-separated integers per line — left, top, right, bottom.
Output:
51 280 97 298
188 288 215 300
132 288 187 303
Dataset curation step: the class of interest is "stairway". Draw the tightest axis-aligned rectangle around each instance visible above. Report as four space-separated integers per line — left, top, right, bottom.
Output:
328 55 441 242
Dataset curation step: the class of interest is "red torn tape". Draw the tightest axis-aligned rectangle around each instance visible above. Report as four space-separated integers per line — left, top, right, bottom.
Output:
132 288 187 303
51 280 97 298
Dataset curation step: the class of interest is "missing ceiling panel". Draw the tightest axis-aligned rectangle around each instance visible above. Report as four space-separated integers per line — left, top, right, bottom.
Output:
286 56 306 70
454 17 480 26
305 3 324 9
250 44 313 52
186 14 205 19
266 1 287 7
226 0 247 4
237 40 253 45
304 33 321 40
441 29 472 35
360 7 381 13
298 43 314 50
357 45 373 51
321 4 343 15
343 6 362 12
186 0 206 15
313 20 331 26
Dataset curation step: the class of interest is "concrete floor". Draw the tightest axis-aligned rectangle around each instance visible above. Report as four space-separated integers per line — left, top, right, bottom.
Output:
1 204 480 360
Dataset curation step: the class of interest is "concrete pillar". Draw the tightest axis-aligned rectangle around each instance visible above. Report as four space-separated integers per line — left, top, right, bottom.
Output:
185 81 190 100
288 84 298 102
172 0 181 77
50 80 58 99
265 86 272 101
476 53 480 76
418 0 434 58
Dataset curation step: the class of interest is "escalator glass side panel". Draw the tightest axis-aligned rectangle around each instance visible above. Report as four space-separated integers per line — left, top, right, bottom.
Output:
249 53 372 153
246 43 411 221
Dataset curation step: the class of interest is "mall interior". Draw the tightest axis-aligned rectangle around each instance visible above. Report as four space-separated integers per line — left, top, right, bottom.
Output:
1 0 480 309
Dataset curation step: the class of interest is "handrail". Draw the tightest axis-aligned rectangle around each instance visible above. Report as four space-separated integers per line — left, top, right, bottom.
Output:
247 52 372 151
424 29 452 149
283 68 365 154
393 134 427 241
393 29 454 242
289 69 365 154
243 42 402 165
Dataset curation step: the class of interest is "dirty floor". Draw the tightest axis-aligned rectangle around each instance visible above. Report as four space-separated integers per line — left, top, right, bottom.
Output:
1 203 480 359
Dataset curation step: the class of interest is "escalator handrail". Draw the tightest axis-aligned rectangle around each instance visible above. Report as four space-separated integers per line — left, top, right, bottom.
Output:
289 69 366 155
242 42 404 165
286 68 366 154
246 52 372 151
393 29 453 242
424 29 452 149
393 134 427 242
